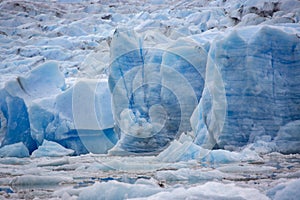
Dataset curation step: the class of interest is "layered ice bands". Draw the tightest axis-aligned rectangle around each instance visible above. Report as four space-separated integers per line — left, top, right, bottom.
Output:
108 29 207 154
192 25 300 152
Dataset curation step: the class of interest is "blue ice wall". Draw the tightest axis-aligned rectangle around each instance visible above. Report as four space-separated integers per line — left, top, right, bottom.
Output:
192 25 300 151
0 62 117 156
109 29 206 154
0 93 37 153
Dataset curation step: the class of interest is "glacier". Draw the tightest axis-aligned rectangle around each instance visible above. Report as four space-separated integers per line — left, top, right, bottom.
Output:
1 0 300 157
108 23 300 155
0 0 300 199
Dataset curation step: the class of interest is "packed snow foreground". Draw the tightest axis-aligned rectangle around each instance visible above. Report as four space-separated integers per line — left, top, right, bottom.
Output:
0 0 300 199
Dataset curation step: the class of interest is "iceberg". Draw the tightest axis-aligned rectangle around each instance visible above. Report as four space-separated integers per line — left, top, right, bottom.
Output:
156 133 262 164
78 180 162 200
31 140 74 158
0 142 29 158
133 181 269 200
156 135 209 163
267 178 300 200
108 29 206 154
274 120 300 154
154 168 229 183
11 175 73 186
192 25 300 152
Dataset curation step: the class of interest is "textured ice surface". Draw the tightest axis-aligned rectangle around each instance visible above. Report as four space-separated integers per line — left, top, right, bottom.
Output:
267 179 300 200
156 133 262 163
1 0 300 157
1 61 116 155
274 120 300 154
78 180 162 200
0 142 29 158
0 152 298 199
11 175 73 187
0 61 65 154
156 133 209 162
0 0 300 198
28 78 117 155
108 29 206 155
0 92 37 154
192 25 300 152
133 181 269 200
155 168 230 183
12 61 65 99
31 140 74 158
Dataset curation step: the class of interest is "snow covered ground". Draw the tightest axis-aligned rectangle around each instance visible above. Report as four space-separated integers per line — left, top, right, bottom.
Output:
1 0 300 199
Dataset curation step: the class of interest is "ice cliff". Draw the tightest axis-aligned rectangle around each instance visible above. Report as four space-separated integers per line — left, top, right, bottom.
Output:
0 0 299 158
1 27 299 157
108 29 206 154
0 62 117 156
192 25 300 153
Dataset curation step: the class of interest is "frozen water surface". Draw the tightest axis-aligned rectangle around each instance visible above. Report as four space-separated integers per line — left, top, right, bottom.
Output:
0 0 300 199
0 153 298 199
